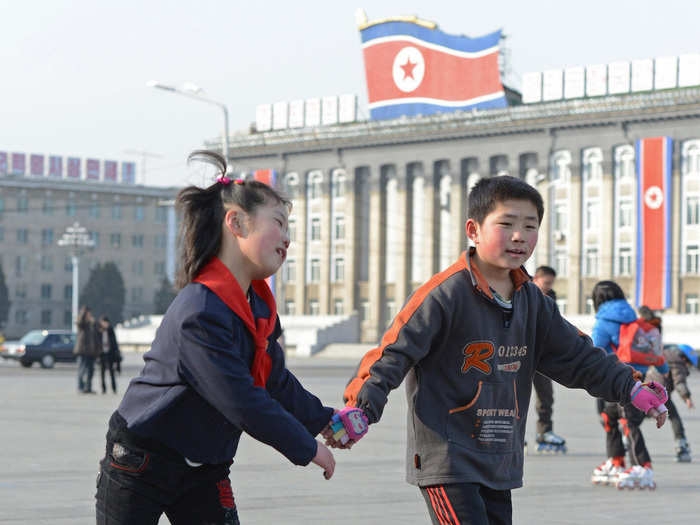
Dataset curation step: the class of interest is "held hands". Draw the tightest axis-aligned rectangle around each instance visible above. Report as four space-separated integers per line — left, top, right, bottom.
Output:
321 407 370 450
630 381 669 428
311 441 335 480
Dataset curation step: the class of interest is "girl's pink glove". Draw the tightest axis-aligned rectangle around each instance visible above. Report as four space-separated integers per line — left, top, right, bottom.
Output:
630 381 668 428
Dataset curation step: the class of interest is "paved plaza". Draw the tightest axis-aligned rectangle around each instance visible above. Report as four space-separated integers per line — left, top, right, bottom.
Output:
1 353 698 524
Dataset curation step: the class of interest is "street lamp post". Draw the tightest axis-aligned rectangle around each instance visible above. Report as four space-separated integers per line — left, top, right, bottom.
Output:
147 80 230 172
57 222 94 330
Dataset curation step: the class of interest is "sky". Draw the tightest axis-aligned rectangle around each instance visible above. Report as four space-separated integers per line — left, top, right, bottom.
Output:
1 0 699 187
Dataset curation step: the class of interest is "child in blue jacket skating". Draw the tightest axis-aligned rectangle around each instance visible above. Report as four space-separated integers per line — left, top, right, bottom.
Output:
590 281 669 489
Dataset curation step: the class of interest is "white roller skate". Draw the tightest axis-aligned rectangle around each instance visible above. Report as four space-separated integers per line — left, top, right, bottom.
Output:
535 431 567 454
591 459 624 486
675 438 692 463
615 465 656 490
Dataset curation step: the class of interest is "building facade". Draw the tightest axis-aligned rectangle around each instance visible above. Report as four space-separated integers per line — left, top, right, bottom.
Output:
0 176 177 338
225 87 700 343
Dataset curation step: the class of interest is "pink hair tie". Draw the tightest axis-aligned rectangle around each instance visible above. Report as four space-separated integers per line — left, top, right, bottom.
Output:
217 176 231 185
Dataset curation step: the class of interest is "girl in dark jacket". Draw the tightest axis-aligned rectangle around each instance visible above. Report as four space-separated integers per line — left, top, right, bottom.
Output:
98 316 121 394
74 306 99 393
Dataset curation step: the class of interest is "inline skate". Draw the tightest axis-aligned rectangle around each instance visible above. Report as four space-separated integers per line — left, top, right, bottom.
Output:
675 438 692 463
615 465 656 490
535 431 567 454
591 459 623 486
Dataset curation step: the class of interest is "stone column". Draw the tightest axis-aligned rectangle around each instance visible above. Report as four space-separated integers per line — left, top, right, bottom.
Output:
295 174 307 314
367 166 385 342
599 159 615 280
450 159 466 260
319 170 332 314
394 164 410 307
568 163 583 313
343 168 358 317
423 165 437 279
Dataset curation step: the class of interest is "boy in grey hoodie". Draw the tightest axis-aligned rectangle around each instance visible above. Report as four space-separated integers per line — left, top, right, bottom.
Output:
341 176 667 524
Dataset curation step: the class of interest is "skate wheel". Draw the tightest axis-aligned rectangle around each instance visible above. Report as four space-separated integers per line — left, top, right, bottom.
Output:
649 483 656 490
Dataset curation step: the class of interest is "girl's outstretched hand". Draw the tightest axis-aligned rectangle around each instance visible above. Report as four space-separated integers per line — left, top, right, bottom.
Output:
311 441 335 480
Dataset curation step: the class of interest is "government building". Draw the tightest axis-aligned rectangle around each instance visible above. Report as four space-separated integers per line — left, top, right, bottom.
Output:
0 161 177 338
225 86 700 344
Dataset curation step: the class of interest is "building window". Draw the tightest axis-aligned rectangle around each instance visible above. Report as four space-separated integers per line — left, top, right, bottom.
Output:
619 199 633 228
41 228 54 246
686 245 700 274
89 231 100 248
307 172 322 200
110 233 121 248
89 202 100 218
310 217 321 241
360 300 370 322
332 171 346 198
618 247 632 276
132 260 144 275
64 256 73 272
585 297 594 315
615 145 635 180
309 258 321 282
554 249 568 277
687 196 700 226
554 204 568 232
42 199 54 215
385 300 397 325
154 261 165 275
585 248 599 277
40 255 53 272
134 206 145 221
585 202 599 230
155 206 168 224
685 294 699 314
131 287 143 302
556 297 567 315
17 228 29 244
334 215 345 240
333 298 344 315
15 283 27 298
154 234 166 250
283 259 296 282
550 151 571 182
288 218 297 243
41 283 52 299
15 310 28 324
41 309 52 325
582 148 603 182
132 234 144 248
64 285 72 300
283 173 299 198
308 299 320 315
112 204 122 220
0 227 3 241
284 300 296 315
64 310 72 326
66 200 76 216
15 255 28 277
17 196 29 214
333 257 345 282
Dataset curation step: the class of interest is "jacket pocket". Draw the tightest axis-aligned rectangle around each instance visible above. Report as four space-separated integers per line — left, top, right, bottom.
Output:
109 443 150 474
446 380 518 454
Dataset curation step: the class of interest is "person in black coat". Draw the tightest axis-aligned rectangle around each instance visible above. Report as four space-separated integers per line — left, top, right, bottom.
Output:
98 316 121 394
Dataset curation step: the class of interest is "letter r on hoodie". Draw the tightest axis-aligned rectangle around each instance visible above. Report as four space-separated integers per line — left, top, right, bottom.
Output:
461 341 494 375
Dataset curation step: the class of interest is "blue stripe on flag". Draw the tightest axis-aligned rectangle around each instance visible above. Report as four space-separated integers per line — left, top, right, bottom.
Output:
360 22 501 52
369 98 507 120
635 140 643 307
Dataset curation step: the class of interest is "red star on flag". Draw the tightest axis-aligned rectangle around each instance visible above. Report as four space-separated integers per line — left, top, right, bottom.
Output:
400 58 417 80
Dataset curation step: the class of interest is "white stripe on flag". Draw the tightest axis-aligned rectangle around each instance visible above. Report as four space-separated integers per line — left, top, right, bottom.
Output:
362 35 499 59
368 90 506 109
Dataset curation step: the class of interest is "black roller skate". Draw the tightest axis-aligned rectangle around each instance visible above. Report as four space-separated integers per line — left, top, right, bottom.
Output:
675 438 692 463
535 431 567 454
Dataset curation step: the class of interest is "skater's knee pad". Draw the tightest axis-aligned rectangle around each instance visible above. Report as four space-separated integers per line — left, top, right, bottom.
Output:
620 418 630 436
600 412 611 433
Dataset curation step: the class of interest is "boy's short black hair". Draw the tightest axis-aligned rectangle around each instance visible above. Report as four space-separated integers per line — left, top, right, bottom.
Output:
535 265 557 278
468 176 544 224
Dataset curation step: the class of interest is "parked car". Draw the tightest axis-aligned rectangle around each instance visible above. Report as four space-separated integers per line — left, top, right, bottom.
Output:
0 330 76 368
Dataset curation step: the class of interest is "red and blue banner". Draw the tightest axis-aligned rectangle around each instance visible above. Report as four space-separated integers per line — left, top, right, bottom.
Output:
0 152 7 174
635 137 672 310
86 158 100 180
30 154 44 176
48 156 63 177
12 153 25 175
359 21 506 120
122 162 136 184
67 157 81 178
104 160 118 181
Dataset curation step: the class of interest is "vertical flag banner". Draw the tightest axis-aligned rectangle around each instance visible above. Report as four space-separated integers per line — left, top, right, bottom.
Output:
104 160 118 182
30 154 44 176
0 152 9 174
67 157 81 178
86 159 100 180
12 153 26 175
49 156 63 177
635 137 672 310
254 169 278 294
358 17 506 120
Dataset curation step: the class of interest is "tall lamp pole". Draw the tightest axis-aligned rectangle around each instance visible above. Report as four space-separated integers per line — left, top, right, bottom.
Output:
58 222 94 330
146 80 230 172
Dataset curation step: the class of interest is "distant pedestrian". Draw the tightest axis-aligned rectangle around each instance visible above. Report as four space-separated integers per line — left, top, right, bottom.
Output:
74 306 100 394
98 316 121 394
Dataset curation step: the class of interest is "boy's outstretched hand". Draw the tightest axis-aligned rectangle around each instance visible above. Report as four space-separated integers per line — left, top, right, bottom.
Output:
630 381 668 428
321 407 369 449
311 441 335 480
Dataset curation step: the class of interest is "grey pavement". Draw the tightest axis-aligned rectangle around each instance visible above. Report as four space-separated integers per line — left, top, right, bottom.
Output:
1 352 699 524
